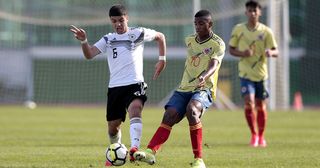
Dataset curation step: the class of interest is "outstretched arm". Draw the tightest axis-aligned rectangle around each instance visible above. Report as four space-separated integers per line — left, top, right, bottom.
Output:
69 25 101 59
153 32 167 80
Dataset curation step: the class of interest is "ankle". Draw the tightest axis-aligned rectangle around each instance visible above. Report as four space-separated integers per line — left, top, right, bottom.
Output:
252 133 258 137
146 148 156 154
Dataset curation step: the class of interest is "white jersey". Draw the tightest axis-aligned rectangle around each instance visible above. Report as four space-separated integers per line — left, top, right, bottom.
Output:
94 27 157 88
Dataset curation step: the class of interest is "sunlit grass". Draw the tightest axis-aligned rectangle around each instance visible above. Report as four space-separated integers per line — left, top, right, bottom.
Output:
0 106 319 168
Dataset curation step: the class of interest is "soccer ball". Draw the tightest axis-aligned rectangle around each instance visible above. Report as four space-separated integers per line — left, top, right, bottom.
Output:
106 143 128 166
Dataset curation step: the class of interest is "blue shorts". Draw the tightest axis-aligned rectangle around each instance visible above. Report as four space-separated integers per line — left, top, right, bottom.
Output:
165 90 213 118
240 77 269 99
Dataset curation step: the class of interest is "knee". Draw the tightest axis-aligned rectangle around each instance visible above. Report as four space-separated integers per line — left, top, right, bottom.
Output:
129 99 143 110
162 109 180 127
256 100 267 119
256 100 266 111
244 100 255 110
244 94 255 108
128 99 143 117
186 103 202 124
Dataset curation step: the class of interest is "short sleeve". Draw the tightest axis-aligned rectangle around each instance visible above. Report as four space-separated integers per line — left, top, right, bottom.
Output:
265 28 278 49
94 37 107 53
142 27 157 42
229 26 239 47
212 41 225 63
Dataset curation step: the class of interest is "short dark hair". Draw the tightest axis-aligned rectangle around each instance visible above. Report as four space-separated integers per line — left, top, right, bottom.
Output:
109 4 127 17
245 0 262 9
194 9 212 18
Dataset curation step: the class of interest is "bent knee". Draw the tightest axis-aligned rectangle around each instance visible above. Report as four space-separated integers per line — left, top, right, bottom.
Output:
129 99 143 109
244 99 255 109
186 104 202 124
128 99 143 117
162 109 180 126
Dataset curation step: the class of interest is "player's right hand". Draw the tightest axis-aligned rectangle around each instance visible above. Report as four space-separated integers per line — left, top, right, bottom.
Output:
153 60 166 80
265 49 272 57
196 75 205 89
243 49 253 57
70 25 87 41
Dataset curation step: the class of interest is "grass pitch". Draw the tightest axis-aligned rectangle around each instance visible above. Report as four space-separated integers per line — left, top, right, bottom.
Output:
0 105 319 168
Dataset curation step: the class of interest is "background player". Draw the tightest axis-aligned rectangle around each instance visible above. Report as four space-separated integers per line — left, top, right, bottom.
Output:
69 4 166 165
134 10 225 168
228 0 278 147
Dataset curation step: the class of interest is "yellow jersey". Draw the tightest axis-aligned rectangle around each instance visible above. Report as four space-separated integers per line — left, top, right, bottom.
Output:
177 33 225 100
229 23 277 81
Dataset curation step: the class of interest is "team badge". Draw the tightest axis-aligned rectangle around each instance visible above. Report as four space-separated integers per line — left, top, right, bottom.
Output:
241 86 247 93
129 34 136 40
258 33 264 41
203 47 212 55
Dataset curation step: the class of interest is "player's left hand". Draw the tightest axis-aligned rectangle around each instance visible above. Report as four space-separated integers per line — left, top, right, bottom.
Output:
265 49 272 57
265 48 279 58
196 76 205 89
153 60 166 80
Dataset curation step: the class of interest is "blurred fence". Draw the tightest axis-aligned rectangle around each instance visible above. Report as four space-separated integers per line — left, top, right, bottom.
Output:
0 0 319 109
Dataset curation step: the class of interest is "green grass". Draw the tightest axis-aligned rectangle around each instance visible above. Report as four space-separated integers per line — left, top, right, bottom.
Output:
0 106 320 168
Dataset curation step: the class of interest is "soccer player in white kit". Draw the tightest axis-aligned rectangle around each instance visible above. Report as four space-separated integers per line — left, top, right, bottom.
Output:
70 4 166 166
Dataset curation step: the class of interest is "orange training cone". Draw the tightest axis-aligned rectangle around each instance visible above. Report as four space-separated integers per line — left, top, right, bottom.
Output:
293 91 303 111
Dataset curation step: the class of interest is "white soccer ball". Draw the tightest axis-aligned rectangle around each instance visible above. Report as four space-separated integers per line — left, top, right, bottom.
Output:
106 143 128 166
24 101 37 109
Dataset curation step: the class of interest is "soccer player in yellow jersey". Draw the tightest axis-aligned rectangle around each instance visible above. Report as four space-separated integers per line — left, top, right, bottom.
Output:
229 0 278 147
134 10 225 168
